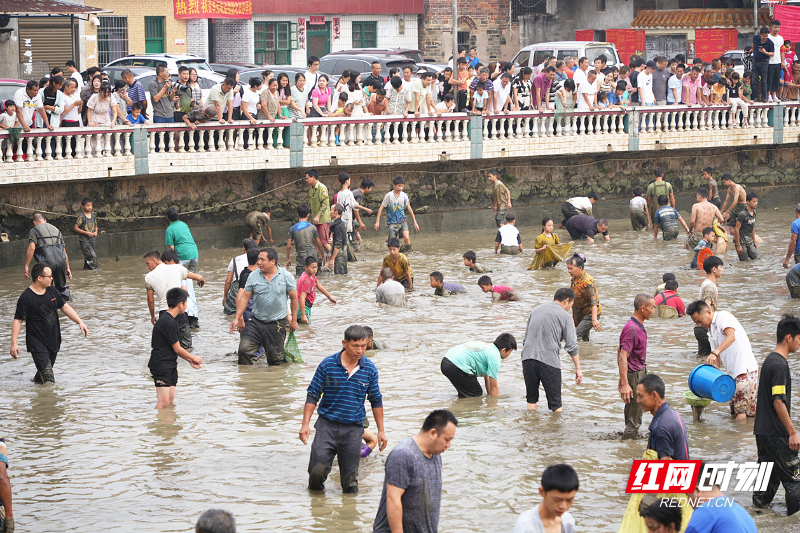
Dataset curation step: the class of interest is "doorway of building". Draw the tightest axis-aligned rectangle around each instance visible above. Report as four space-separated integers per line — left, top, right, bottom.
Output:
144 16 165 53
307 22 330 59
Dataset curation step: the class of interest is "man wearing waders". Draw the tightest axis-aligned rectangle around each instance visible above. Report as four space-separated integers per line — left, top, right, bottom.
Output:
11 262 88 383
24 213 72 301
645 168 676 225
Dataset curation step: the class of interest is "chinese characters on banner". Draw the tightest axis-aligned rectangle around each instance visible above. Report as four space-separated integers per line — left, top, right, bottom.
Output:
310 16 325 25
174 0 252 19
333 18 341 41
298 18 306 50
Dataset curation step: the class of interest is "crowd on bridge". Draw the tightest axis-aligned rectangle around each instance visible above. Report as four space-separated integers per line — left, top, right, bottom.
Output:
4 19 800 161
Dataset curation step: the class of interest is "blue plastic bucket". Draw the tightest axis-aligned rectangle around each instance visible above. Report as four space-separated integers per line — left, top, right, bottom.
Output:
688 364 736 402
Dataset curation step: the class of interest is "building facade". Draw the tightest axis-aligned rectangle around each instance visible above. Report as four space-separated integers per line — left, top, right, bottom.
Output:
85 0 188 68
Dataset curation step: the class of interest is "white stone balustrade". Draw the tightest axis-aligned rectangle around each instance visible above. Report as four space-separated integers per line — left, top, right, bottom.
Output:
0 104 797 185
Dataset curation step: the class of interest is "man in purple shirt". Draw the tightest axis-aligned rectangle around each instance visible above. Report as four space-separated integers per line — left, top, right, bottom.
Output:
532 66 556 111
618 293 655 436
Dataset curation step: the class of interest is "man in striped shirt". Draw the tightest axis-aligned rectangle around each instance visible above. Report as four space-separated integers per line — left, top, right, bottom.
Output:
300 325 387 493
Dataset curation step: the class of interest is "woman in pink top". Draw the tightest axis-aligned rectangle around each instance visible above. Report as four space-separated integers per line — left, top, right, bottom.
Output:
309 74 331 145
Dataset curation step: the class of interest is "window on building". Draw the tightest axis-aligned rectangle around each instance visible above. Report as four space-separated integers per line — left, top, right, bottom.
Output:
352 22 376 48
254 22 298 65
597 0 605 11
457 31 471 49
511 0 547 23
98 16 128 67
144 17 165 54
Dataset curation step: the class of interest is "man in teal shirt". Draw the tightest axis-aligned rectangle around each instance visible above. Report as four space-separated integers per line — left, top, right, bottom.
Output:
165 207 199 272
440 334 516 397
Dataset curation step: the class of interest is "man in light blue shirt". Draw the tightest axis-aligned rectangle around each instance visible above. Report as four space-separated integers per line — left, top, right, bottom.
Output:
232 247 298 365
783 203 800 267
440 334 516 398
686 461 757 533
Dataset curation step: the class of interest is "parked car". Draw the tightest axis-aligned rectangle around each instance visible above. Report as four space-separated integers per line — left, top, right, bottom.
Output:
238 66 308 83
0 79 26 112
326 48 426 64
720 50 746 75
209 62 262 76
136 69 225 123
99 66 154 86
512 41 622 69
318 53 417 79
104 53 213 74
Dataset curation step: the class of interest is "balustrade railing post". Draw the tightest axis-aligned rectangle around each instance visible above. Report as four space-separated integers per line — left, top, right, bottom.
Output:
290 121 304 168
132 124 150 175
773 103 784 144
469 115 482 159
628 109 639 151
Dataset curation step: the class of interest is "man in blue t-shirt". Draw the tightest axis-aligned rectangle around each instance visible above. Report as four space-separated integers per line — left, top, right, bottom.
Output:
783 203 800 268
653 194 690 241
752 27 775 102
636 374 689 459
685 461 757 533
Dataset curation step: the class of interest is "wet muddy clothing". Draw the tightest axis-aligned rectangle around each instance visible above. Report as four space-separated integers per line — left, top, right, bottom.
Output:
513 504 575 533
29 222 69 298
435 282 466 296
571 272 601 326
754 353 800 514
382 253 412 284
630 196 648 230
654 206 681 240
646 180 673 222
149 312 180 383
655 290 685 316
376 279 406 306
164 220 198 262
15 286 65 383
237 316 289 365
76 211 99 269
288 221 319 277
737 208 758 261
330 217 348 275
440 357 484 398
374 437 443 533
245 211 270 240
565 214 607 241
308 414 363 493
787 264 800 298
523 359 562 410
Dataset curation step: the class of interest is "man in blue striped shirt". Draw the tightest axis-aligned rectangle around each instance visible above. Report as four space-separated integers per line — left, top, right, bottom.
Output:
300 325 387 493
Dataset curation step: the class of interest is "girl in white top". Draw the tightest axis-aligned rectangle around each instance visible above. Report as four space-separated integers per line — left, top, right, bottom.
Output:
344 73 368 115
241 76 262 125
289 73 308 119
332 70 351 111
59 78 83 127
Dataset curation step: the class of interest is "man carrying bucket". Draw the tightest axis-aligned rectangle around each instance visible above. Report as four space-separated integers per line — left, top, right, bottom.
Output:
687 300 759 420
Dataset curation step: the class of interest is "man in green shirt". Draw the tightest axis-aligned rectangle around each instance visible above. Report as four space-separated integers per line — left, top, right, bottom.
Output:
645 167 676 223
306 169 331 261
440 334 516 398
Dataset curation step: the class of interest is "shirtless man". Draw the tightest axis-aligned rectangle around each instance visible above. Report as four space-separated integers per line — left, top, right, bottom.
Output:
688 188 727 253
719 173 747 229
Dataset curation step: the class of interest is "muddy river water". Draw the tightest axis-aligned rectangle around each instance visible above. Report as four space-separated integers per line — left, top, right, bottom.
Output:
2 209 800 532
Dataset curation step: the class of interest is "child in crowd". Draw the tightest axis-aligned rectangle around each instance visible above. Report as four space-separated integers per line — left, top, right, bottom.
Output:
463 250 491 273
126 102 146 125
512 464 578 533
351 178 374 243
429 271 467 296
297 256 337 324
374 176 420 252
0 100 18 160
380 237 413 290
495 211 522 255
596 91 609 109
472 82 489 115
361 426 378 458
655 272 675 295
612 81 630 108
478 275 520 301
710 77 728 105
73 197 99 270
691 227 717 270
629 187 649 231
654 279 685 318
785 40 796 88
328 203 348 274
332 93 349 145
148 287 203 410
533 218 569 269
436 92 455 113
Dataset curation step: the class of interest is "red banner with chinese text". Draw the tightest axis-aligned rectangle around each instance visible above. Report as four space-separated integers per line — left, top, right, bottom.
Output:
607 29 646 60
174 0 252 19
695 29 727 62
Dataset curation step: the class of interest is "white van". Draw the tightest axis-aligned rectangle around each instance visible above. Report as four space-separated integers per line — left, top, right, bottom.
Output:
512 41 623 69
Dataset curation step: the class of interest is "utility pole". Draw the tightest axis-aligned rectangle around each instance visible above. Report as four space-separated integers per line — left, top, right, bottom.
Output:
452 0 458 102
754 0 758 32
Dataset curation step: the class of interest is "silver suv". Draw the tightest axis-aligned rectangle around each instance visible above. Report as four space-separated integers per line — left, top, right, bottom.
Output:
103 53 213 74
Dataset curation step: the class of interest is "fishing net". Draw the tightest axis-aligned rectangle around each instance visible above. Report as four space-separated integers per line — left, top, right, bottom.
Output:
284 331 303 363
528 242 574 270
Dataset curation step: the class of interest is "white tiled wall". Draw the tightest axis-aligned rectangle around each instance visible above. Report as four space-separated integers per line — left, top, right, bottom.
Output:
252 13 418 68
